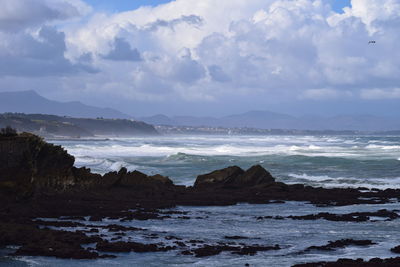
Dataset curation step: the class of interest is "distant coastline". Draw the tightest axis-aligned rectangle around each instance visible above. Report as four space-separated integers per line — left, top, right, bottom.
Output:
0 113 158 138
155 125 400 136
1 112 399 138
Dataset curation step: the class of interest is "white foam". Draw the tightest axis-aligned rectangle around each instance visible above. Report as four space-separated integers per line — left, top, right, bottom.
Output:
109 161 127 171
66 143 360 158
287 173 400 189
288 173 335 182
366 144 400 150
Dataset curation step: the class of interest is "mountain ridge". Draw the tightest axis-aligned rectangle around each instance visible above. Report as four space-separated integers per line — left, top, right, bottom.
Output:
0 90 130 119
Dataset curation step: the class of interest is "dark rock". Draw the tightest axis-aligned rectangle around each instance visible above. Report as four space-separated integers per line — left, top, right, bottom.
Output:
287 209 399 222
194 166 244 189
0 221 103 259
174 241 186 247
190 243 280 257
232 244 280 255
233 165 275 188
293 257 400 266
391 245 400 254
305 239 376 252
194 165 275 189
181 250 193 255
96 240 172 253
0 133 75 197
106 224 143 232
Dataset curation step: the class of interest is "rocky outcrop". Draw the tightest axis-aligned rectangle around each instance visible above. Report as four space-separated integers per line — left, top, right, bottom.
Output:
293 257 400 267
73 167 173 190
0 133 172 198
194 166 244 189
2 132 400 261
194 165 275 189
391 245 400 254
0 133 75 198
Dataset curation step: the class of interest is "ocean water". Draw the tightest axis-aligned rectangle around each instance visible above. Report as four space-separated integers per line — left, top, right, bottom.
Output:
3 135 400 266
56 135 400 189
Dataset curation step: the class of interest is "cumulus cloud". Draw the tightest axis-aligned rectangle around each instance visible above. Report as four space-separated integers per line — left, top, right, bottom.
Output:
0 0 95 77
208 65 231 82
101 38 141 61
0 26 96 77
0 0 90 32
1 0 400 114
144 15 203 31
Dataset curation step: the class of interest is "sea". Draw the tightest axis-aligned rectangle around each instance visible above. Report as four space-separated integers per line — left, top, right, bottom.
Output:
3 134 400 266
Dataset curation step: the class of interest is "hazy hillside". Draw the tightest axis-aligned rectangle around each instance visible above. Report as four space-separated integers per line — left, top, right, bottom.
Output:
0 113 158 137
0 91 130 119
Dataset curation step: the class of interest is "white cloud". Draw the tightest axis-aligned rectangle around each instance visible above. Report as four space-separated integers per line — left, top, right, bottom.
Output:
0 0 94 77
0 0 90 32
361 88 400 99
1 0 400 110
101 38 141 61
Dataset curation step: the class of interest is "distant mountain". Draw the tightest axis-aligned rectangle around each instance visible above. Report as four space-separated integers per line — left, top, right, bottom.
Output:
0 90 130 119
140 111 400 131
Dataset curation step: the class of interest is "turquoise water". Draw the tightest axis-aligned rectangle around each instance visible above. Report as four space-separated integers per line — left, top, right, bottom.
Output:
2 135 400 266
57 135 400 189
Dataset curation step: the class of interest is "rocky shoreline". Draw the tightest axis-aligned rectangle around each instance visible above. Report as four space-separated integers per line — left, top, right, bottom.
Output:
1 133 400 265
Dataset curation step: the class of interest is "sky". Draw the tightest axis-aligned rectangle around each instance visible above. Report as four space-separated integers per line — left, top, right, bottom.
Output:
84 0 351 13
0 0 399 117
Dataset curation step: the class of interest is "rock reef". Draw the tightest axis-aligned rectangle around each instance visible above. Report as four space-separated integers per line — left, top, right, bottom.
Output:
1 132 400 264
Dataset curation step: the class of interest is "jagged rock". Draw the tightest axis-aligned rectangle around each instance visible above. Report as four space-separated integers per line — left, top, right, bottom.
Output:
117 169 173 188
72 167 102 188
232 165 275 188
391 245 400 254
194 165 275 189
74 167 173 190
0 133 75 197
293 257 400 267
194 166 245 189
96 240 174 253
0 133 174 197
305 239 376 252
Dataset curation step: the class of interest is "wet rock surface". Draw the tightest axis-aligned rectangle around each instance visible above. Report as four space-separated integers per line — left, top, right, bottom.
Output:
256 209 400 222
293 257 400 267
391 245 400 254
96 240 175 253
304 239 376 252
183 243 280 257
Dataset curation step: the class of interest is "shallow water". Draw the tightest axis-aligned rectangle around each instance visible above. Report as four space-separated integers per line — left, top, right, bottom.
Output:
2 135 400 266
5 202 400 266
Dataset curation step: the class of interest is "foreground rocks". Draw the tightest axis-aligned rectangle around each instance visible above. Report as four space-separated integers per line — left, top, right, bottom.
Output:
256 209 400 222
305 239 376 252
1 132 400 261
194 164 275 189
293 257 400 267
184 244 281 257
1 133 399 209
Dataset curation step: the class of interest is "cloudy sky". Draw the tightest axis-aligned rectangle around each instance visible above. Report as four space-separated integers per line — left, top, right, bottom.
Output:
1 0 399 117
